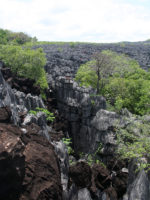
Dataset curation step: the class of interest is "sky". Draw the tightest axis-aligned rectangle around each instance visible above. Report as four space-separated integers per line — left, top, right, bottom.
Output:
0 0 150 43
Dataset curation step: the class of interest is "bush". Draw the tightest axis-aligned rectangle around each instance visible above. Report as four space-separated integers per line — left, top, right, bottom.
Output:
102 78 150 115
29 107 55 122
0 45 48 93
62 138 74 155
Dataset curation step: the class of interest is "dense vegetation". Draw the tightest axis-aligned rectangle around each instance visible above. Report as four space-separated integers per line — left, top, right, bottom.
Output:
75 50 150 115
0 28 48 97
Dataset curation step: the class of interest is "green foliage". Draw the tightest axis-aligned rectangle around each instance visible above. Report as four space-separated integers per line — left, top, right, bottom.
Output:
75 60 97 88
75 50 137 90
29 107 55 122
94 143 103 156
87 154 94 166
95 160 106 168
86 154 106 167
69 42 76 48
29 110 37 115
91 99 95 105
62 138 74 155
78 143 105 167
0 29 8 44
116 120 150 172
75 50 150 115
102 77 150 115
0 45 48 93
0 28 35 45
69 159 76 166
57 47 63 52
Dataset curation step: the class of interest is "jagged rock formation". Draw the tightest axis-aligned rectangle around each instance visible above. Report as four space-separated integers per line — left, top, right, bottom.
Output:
36 42 150 75
0 65 63 199
0 109 62 200
0 42 150 200
41 43 150 200
123 160 150 200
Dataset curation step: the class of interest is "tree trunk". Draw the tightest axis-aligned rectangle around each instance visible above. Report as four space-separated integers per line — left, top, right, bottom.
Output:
96 69 100 94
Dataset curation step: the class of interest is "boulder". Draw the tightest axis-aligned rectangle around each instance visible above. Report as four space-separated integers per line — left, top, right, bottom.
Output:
0 123 62 200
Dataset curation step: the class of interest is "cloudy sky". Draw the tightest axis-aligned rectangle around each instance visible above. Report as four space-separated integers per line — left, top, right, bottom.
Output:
0 0 150 42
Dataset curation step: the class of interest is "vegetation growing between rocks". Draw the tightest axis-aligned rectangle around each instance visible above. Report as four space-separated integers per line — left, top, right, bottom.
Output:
75 50 150 115
116 118 150 172
29 107 55 122
62 138 74 155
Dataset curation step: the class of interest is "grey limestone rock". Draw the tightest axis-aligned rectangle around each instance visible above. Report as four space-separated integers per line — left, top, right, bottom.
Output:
68 186 92 200
123 160 150 200
0 68 48 137
53 141 69 200
77 188 92 200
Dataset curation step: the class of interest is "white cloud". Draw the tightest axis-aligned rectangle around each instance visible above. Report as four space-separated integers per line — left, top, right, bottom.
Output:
0 0 150 42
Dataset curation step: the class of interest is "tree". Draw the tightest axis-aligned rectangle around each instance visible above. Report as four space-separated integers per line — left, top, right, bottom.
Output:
0 45 48 94
75 50 117 94
0 29 8 44
92 52 115 94
75 50 138 94
75 50 150 115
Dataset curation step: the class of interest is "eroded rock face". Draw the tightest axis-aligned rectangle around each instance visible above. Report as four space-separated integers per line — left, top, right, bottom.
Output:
53 77 107 154
1 67 41 95
0 123 62 200
1 42 150 199
0 68 48 140
69 162 92 189
123 160 150 200
0 106 12 123
53 141 69 199
68 161 128 200
41 43 150 199
0 124 25 200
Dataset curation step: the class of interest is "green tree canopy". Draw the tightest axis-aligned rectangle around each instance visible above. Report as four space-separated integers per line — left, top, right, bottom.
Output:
0 45 48 95
75 50 150 115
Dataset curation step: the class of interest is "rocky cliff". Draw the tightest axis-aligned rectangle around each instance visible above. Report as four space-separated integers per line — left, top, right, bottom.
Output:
0 42 150 200
42 43 150 200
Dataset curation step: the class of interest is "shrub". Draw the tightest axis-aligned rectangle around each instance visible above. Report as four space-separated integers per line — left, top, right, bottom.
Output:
0 45 48 93
102 78 150 115
62 138 74 155
116 120 150 172
29 107 55 122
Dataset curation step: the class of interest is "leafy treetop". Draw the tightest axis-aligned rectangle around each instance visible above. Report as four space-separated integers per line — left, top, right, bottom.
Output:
75 50 150 115
0 45 48 96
